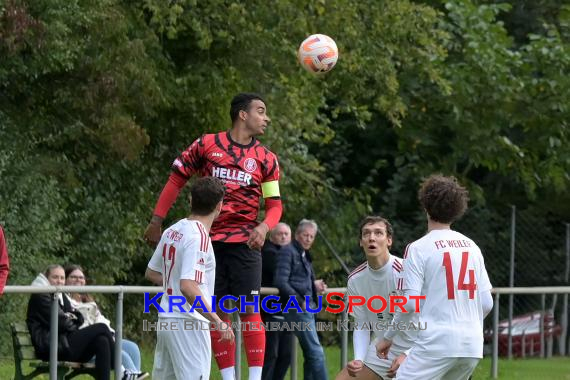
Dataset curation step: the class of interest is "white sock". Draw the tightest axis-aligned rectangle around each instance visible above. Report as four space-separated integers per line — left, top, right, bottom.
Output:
221 367 236 380
248 366 263 380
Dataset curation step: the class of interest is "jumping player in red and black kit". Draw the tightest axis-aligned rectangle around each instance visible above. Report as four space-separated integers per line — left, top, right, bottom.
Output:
144 93 282 380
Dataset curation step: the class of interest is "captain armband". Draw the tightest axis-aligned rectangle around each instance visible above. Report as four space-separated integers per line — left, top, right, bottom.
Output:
261 180 280 198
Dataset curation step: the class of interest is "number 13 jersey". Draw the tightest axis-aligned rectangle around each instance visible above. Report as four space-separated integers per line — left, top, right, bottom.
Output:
148 219 215 322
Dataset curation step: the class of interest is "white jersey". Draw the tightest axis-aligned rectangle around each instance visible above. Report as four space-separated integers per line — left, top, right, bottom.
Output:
402 229 492 358
148 219 215 322
347 254 417 354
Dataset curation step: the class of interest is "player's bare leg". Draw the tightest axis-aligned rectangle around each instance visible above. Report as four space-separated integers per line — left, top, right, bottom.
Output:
335 364 382 380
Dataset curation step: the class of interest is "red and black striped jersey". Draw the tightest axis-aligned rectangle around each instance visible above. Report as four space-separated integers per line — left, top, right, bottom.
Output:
172 131 280 243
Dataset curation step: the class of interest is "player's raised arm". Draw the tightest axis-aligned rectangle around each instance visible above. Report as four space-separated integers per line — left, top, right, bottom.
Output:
143 137 206 246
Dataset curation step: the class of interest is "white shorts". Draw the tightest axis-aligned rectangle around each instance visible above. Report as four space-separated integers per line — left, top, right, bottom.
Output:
152 318 211 380
363 340 401 379
395 351 479 380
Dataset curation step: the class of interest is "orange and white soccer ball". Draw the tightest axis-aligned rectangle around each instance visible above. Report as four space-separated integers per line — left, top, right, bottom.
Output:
298 34 339 74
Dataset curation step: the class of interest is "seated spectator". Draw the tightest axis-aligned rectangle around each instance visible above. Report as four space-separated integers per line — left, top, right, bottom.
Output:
65 265 149 380
27 264 115 380
0 225 9 296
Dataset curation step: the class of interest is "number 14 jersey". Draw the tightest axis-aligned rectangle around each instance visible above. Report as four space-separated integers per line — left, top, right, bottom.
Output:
402 229 492 358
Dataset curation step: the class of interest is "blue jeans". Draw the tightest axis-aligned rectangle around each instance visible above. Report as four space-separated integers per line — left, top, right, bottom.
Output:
283 310 328 380
121 339 141 371
262 314 293 380
89 338 141 371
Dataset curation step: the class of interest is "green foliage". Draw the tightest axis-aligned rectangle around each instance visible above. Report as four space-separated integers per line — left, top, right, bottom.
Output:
0 0 568 357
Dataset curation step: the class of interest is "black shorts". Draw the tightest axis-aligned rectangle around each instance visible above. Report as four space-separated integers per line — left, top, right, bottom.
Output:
213 241 261 302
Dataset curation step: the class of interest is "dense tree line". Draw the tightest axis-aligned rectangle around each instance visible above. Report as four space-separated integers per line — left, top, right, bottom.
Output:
1 0 568 351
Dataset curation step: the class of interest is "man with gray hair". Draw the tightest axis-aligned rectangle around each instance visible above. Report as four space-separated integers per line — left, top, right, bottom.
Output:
274 219 328 380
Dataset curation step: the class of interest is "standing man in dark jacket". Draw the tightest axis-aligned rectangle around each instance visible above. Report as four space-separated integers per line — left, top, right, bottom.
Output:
274 219 328 380
261 222 292 380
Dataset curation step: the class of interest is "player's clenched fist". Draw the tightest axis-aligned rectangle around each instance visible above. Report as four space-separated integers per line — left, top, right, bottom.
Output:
247 222 269 251
387 353 406 378
144 216 163 247
346 359 364 377
376 338 392 359
218 321 235 343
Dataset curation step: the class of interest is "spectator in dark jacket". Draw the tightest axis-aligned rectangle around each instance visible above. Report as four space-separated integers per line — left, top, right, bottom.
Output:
27 264 115 380
0 225 9 296
261 222 292 380
274 219 328 380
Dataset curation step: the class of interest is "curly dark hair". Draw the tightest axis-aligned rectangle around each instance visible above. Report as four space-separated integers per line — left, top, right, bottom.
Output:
418 174 469 224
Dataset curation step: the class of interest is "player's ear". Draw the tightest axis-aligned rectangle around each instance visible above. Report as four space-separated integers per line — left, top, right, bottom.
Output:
239 109 248 121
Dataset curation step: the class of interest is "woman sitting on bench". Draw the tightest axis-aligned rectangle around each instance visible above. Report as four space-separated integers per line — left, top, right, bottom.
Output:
26 264 115 380
64 264 148 380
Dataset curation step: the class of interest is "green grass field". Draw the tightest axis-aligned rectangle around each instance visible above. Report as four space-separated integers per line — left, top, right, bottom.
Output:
2 344 569 379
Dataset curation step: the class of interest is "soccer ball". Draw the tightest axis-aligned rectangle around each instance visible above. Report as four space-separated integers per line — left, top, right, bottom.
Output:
298 34 338 74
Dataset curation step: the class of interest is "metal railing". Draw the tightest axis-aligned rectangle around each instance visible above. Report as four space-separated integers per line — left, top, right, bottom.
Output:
4 285 161 380
6 285 570 380
4 285 346 380
490 286 570 379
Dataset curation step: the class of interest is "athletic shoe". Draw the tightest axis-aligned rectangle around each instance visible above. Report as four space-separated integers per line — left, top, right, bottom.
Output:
122 370 150 380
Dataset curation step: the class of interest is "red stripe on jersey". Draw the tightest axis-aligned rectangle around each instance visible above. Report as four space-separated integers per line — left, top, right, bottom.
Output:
403 244 411 259
196 222 208 252
348 262 367 280
195 271 203 283
397 278 403 290
203 224 210 251
166 251 176 290
393 258 403 269
392 260 403 272
195 223 202 251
